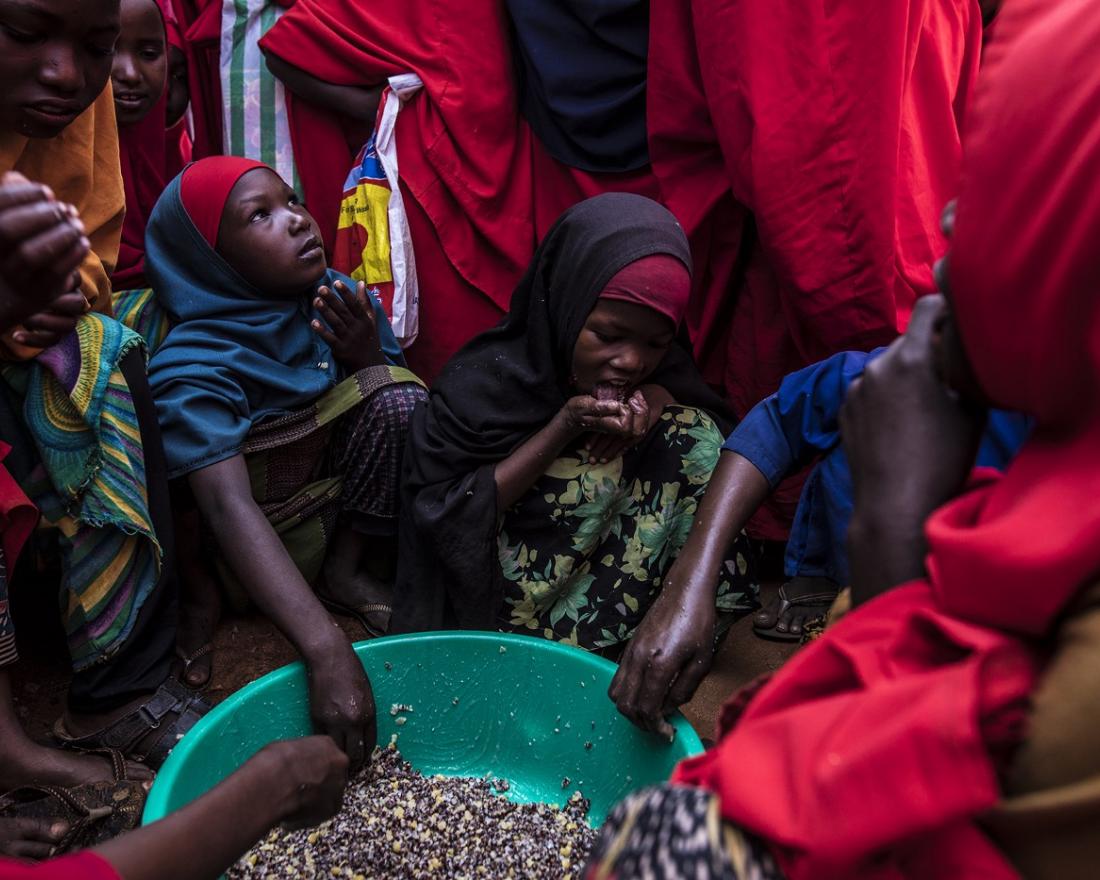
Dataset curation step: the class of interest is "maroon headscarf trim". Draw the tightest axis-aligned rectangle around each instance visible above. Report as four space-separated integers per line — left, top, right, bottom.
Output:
598 253 691 326
178 156 268 248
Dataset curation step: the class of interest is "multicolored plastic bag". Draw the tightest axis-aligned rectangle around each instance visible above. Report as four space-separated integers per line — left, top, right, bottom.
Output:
331 76 422 347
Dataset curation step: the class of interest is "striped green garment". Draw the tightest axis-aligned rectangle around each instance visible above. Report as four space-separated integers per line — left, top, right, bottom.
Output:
111 288 171 354
5 315 161 670
220 0 301 191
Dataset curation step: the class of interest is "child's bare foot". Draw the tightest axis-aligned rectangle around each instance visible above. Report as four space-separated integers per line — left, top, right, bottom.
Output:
0 737 152 792
172 507 221 688
175 561 221 689
317 527 393 636
0 672 152 792
0 815 70 860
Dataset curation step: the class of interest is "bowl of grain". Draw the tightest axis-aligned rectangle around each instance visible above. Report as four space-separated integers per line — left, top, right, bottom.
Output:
143 631 704 877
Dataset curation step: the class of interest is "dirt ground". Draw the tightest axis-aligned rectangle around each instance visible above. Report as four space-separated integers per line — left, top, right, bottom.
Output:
9 579 795 746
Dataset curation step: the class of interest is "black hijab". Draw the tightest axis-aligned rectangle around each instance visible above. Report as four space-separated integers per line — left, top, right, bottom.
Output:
390 193 730 633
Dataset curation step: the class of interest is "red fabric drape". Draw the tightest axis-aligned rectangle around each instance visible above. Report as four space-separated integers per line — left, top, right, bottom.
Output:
0 445 36 571
174 0 222 162
673 1 1100 877
114 98 170 291
259 0 659 381
0 853 119 880
648 0 981 537
649 0 981 414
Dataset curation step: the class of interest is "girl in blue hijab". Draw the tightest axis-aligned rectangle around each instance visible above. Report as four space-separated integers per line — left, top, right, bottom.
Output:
146 157 426 767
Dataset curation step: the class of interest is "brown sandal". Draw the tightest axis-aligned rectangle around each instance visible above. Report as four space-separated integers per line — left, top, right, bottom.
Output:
0 750 147 857
175 642 214 687
53 679 210 770
317 595 391 638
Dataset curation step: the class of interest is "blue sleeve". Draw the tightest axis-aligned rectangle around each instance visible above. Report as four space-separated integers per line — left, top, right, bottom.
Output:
976 411 1032 470
722 349 883 487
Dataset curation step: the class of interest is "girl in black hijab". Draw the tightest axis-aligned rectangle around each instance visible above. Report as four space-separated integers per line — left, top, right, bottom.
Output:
392 194 757 658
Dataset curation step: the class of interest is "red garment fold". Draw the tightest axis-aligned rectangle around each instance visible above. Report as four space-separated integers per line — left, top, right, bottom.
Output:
648 0 981 417
0 445 36 570
0 852 120 880
675 582 1036 879
259 0 658 381
673 1 1100 876
176 0 223 162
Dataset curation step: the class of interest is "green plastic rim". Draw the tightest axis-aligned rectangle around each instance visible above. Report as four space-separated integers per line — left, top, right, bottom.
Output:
144 631 703 830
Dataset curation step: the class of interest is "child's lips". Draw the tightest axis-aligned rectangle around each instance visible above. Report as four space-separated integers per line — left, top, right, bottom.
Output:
593 381 630 402
297 237 323 261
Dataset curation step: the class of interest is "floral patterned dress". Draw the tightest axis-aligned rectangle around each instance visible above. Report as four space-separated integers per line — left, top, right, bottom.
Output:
497 405 759 650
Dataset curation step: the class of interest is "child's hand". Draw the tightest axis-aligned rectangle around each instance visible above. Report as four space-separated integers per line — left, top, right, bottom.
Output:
255 736 350 831
13 288 88 349
558 394 643 440
311 279 385 373
0 171 89 332
584 389 654 463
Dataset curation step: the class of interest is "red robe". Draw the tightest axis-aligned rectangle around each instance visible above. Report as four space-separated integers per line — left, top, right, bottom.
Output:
649 0 982 536
171 0 223 162
674 1 1100 876
259 0 659 381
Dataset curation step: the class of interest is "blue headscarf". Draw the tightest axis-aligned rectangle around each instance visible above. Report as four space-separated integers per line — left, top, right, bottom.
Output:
145 173 404 479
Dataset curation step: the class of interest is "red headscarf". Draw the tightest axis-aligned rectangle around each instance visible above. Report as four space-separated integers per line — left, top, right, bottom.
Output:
598 254 691 326
673 2 1100 878
113 0 180 291
179 157 268 248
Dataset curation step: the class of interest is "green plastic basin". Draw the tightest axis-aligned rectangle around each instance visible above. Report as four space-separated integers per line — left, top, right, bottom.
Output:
143 631 702 829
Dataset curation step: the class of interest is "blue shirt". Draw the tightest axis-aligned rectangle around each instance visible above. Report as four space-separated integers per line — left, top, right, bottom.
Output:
722 348 1032 583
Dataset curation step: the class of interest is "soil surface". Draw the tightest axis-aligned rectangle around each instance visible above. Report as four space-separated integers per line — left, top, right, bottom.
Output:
9 578 794 746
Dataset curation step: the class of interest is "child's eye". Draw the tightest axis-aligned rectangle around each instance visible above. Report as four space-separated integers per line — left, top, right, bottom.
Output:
594 331 617 344
288 194 301 206
2 25 43 44
249 209 268 223
140 48 163 61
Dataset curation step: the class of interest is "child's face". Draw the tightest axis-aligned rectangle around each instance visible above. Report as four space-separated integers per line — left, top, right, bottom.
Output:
0 0 120 138
570 299 675 396
111 0 166 126
216 168 327 298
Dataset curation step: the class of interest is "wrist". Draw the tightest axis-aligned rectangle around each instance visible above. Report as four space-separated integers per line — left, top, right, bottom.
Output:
251 744 306 822
342 350 384 373
847 513 928 604
662 571 718 606
551 407 584 443
639 383 675 413
298 621 349 663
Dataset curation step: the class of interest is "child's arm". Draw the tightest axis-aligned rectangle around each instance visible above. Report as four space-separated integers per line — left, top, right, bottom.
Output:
723 348 880 489
609 450 769 737
609 349 879 733
92 737 348 880
188 455 375 770
261 50 383 125
584 383 676 464
495 392 647 510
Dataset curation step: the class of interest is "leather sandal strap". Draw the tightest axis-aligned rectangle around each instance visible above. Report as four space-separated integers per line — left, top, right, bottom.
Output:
777 584 839 607
57 679 210 769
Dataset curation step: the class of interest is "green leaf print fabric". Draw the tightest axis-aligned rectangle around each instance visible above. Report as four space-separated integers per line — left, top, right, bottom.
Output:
498 406 759 649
